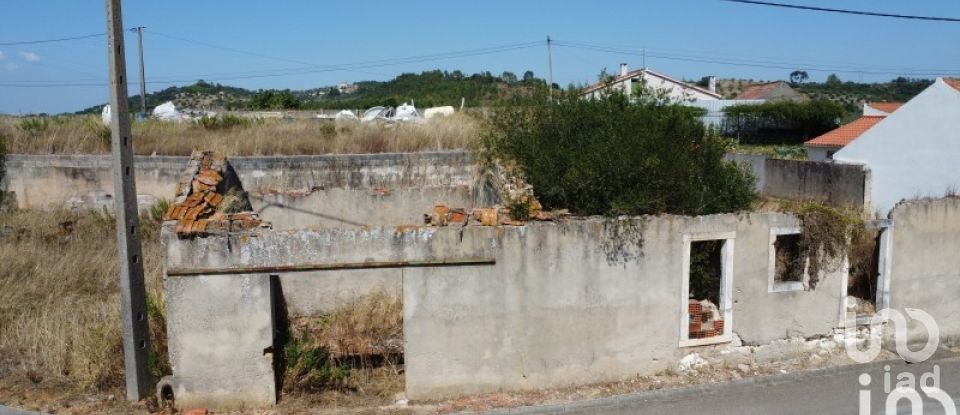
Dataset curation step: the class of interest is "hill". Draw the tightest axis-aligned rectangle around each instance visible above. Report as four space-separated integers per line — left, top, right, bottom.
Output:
716 76 933 113
795 76 932 111
76 80 253 114
76 69 548 113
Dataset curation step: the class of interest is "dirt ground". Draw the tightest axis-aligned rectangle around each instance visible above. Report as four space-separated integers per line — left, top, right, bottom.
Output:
0 335 899 415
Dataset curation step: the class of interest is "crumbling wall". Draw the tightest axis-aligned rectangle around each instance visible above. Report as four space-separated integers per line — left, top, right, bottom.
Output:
162 212 847 402
887 197 960 341
1 152 481 228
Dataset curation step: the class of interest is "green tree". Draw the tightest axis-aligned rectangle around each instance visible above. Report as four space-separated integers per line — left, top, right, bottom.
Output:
482 92 757 216
500 71 518 84
790 70 809 85
826 73 842 86
522 70 536 83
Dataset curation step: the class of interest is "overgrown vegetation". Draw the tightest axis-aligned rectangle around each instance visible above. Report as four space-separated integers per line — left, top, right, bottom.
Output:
282 293 404 397
482 92 757 216
195 114 256 130
782 202 865 289
0 207 168 389
722 100 846 145
0 113 477 156
689 240 724 305
76 70 550 114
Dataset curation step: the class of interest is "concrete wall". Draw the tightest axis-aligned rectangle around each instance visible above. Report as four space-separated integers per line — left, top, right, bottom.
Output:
724 153 766 191
252 186 475 229
2 152 478 228
163 272 276 409
725 153 869 209
887 197 960 341
163 212 847 402
835 79 960 214
763 159 868 209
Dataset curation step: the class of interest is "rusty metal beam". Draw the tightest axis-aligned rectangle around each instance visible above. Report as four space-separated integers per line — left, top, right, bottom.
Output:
166 257 496 277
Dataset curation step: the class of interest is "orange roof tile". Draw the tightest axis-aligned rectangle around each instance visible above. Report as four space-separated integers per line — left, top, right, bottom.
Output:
805 116 886 148
944 78 960 92
865 102 903 114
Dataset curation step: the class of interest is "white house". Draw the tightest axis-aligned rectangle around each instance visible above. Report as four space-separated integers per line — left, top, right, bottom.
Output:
581 64 721 102
804 102 903 162
833 78 960 214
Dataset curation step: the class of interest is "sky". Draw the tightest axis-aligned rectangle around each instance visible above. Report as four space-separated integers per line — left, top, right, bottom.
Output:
2 0 960 114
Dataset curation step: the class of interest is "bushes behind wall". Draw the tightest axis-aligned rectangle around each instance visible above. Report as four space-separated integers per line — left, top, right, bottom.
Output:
481 92 757 216
722 100 845 145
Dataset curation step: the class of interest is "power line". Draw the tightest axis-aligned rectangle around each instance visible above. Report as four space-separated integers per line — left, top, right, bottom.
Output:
553 40 960 77
147 30 540 80
0 39 543 88
0 33 104 46
719 0 960 22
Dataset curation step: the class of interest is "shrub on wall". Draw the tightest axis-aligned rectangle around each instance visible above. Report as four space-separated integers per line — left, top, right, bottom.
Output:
481 92 757 216
722 100 845 144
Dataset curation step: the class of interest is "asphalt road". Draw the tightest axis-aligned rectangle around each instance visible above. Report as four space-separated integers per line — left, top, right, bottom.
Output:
493 357 960 415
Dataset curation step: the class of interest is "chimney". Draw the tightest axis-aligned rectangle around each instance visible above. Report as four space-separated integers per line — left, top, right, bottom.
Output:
707 76 717 93
620 63 629 77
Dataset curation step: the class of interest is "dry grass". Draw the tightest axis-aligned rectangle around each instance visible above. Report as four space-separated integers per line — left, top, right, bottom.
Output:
283 292 404 398
0 113 478 156
0 208 166 390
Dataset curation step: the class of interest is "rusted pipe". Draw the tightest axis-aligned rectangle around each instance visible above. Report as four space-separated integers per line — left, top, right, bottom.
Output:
166 257 496 276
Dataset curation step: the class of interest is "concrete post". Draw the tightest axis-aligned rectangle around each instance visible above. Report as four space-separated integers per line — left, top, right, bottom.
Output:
105 0 154 401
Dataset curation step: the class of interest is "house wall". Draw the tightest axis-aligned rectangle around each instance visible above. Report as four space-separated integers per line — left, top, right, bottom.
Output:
1 152 480 229
834 79 960 214
163 212 846 403
806 147 833 162
887 197 960 341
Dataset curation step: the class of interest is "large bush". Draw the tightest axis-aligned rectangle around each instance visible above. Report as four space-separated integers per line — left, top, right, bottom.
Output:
482 93 757 216
722 100 845 144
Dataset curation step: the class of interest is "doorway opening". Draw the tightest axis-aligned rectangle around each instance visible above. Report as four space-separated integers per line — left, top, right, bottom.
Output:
681 232 735 347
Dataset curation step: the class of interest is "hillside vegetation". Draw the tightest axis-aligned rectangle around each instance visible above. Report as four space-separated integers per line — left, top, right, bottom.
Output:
77 70 548 114
796 76 932 111
717 76 932 111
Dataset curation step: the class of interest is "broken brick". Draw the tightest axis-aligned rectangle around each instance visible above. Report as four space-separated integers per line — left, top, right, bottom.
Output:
204 192 223 207
448 208 467 224
473 207 498 226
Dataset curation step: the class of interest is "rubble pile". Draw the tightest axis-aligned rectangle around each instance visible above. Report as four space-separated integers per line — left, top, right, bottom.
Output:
424 201 567 227
689 299 726 339
162 150 268 236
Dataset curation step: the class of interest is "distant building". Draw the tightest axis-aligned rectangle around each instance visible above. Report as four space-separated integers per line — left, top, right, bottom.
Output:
337 82 358 95
734 81 807 102
804 102 905 162
805 116 887 162
862 101 903 116
831 78 960 213
687 99 764 129
581 64 721 102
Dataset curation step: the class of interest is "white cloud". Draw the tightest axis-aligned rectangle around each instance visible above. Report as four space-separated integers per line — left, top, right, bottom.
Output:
1 62 18 72
19 51 40 62
0 50 6 60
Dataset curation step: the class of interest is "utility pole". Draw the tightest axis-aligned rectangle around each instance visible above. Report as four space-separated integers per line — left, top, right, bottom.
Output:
132 26 147 117
105 0 153 402
546 35 554 103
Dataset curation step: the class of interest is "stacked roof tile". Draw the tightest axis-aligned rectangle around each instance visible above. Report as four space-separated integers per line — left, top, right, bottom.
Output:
162 151 268 237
